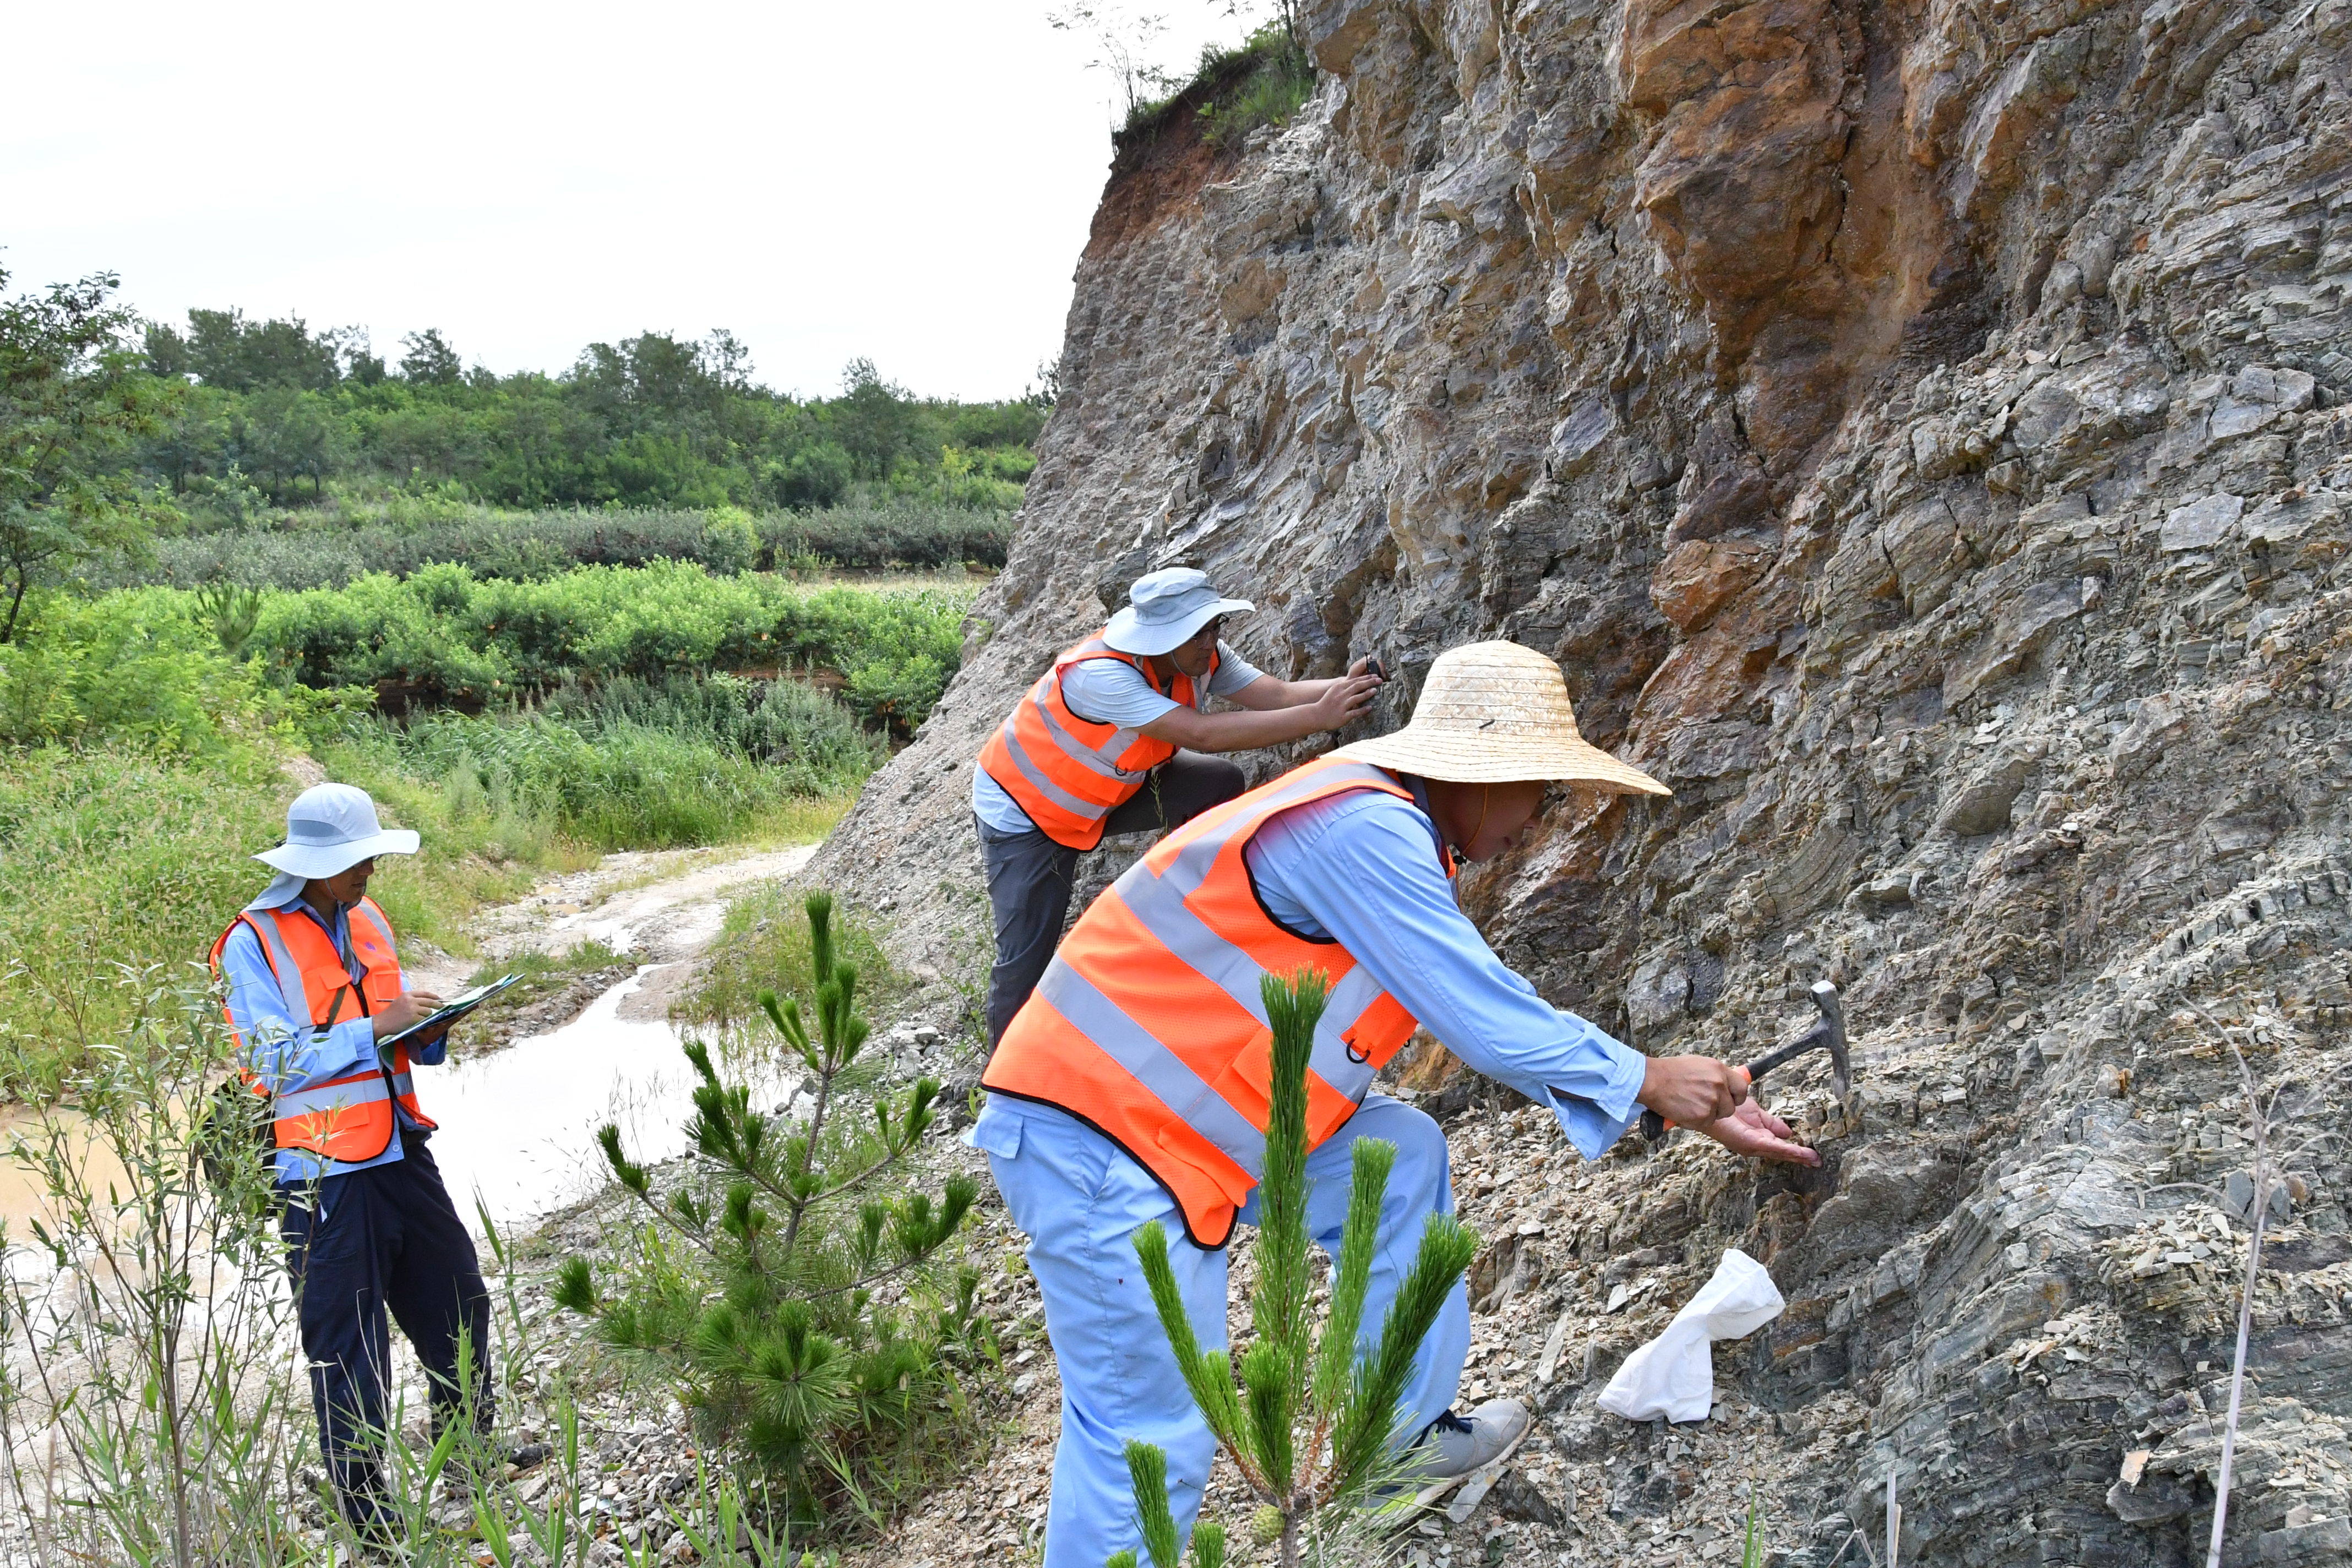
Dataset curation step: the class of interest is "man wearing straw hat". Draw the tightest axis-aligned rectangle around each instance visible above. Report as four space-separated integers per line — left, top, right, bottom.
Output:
973 565 1381 1045
976 641 1819 1564
210 782 493 1542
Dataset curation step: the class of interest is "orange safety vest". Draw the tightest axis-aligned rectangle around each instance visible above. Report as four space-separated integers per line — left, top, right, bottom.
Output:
208 897 437 1163
983 756 1453 1246
976 631 1220 850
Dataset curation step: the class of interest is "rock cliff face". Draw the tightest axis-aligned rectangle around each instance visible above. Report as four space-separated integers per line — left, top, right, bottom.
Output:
817 1 2352 1560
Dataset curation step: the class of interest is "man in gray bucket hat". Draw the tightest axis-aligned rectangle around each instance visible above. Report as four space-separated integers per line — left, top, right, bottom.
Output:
973 567 1382 1044
210 783 501 1543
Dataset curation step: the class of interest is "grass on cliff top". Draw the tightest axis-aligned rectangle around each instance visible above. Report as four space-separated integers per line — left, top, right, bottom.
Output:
1124 20 1315 146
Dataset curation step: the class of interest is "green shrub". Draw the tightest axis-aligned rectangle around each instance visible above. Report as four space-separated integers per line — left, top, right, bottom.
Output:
761 504 1010 573
110 499 1014 592
1197 24 1315 146
767 443 854 510
0 590 269 752
238 562 972 729
701 507 762 575
556 894 989 1528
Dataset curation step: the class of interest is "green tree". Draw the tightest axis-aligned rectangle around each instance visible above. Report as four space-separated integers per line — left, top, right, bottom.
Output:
241 386 343 500
555 892 988 1523
1114 971 1479 1568
337 329 388 386
0 269 179 641
827 359 923 480
767 440 854 510
145 307 344 391
399 328 465 386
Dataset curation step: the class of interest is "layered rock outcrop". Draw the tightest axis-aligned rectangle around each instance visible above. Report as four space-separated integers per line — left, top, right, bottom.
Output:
817 1 2352 1560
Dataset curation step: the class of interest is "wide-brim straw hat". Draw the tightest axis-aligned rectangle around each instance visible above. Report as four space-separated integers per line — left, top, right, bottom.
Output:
1331 640 1671 794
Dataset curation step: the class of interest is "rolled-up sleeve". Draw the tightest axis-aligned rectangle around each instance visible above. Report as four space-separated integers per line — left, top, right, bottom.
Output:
1248 793 1649 1159
218 924 378 1094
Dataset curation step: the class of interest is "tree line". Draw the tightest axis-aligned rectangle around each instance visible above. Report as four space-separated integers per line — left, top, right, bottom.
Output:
0 265 1048 641
139 310 1047 513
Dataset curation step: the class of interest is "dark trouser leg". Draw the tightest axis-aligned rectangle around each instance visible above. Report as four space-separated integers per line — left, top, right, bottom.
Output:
1098 750 1247 836
284 1172 395 1536
381 1139 494 1446
981 820 1081 1048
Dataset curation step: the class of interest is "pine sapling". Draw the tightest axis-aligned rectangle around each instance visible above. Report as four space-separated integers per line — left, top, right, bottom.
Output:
556 891 981 1520
1115 970 1480 1568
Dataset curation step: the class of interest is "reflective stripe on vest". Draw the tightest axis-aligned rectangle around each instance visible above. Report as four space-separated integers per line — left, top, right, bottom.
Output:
207 895 433 1162
975 634 1215 850
983 756 1449 1246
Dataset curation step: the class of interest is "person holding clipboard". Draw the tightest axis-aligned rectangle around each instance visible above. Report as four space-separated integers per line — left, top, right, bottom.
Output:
209 782 499 1543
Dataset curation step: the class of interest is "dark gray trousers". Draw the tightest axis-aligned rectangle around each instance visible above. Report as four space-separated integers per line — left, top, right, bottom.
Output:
980 749 1246 1047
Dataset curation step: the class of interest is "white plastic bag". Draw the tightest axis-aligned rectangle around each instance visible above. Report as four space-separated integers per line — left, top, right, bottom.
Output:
1597 1248 1785 1423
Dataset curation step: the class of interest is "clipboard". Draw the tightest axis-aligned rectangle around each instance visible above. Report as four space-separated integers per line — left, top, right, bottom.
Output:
378 974 521 1052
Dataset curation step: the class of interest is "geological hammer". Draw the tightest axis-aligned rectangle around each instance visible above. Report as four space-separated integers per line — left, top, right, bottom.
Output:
1640 980 1848 1144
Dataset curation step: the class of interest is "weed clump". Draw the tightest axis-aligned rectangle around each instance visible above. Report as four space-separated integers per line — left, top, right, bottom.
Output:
1195 22 1315 147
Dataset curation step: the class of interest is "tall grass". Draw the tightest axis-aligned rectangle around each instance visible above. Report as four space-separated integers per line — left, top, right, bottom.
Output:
0 590 889 1092
1 974 315 1566
335 674 881 851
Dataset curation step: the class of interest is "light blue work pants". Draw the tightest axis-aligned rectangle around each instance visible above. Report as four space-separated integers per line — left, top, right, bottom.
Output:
974 1092 1471 1567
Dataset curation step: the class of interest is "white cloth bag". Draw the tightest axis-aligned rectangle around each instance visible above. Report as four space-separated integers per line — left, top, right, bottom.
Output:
1597 1248 1785 1423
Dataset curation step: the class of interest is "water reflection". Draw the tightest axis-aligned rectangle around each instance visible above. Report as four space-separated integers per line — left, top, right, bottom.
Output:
428 966 696 1235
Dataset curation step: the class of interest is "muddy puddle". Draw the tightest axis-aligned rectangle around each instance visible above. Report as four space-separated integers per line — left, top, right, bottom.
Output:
429 966 701 1234
0 1107 127 1259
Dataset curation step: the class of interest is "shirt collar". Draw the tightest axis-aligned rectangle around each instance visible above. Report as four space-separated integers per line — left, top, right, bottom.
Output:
1389 772 1452 867
246 875 356 957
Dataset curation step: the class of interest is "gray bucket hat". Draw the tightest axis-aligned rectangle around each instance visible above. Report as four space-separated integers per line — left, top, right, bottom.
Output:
1103 567 1254 656
254 783 420 879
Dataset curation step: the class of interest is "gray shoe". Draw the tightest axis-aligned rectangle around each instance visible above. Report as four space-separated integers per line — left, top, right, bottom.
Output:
1404 1397 1532 1484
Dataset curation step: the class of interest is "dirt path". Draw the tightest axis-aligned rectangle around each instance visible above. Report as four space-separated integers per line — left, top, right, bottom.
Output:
406 841 817 1042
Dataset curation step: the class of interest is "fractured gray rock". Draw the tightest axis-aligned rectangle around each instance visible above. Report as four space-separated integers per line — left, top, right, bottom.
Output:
814 2 2352 1561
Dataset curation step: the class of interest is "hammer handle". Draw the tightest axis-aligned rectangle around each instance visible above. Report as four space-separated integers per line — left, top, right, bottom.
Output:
1744 1033 1816 1082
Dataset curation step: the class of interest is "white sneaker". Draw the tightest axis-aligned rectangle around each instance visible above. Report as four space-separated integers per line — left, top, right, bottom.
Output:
1404 1397 1533 1484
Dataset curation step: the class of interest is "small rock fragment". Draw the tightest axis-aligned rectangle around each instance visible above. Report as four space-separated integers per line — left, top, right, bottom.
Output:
1491 1468 1566 1527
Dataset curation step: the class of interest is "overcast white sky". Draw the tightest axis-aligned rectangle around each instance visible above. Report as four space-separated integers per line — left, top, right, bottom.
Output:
5 0 1246 401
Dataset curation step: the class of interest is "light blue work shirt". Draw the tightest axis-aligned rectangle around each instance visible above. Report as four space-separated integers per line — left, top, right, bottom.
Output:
977 775 1648 1165
217 875 440 1188
971 641 1266 836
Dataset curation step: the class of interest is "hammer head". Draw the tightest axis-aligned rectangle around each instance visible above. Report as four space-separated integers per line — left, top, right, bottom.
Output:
1810 979 1851 1097
1742 979 1850 1096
